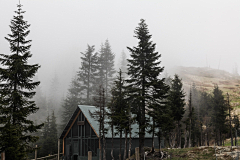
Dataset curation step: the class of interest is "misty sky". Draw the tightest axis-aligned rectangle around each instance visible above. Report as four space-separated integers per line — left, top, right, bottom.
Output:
0 0 240 95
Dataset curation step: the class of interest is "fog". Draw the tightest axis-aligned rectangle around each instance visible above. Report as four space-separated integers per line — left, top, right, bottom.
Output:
1 0 240 98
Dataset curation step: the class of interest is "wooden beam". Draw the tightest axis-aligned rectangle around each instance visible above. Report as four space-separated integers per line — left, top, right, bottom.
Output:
63 138 64 156
63 110 81 139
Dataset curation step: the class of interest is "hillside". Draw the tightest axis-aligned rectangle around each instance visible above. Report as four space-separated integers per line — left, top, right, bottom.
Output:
172 66 240 111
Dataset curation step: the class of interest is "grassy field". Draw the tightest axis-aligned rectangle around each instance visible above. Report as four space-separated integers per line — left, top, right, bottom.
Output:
175 67 240 112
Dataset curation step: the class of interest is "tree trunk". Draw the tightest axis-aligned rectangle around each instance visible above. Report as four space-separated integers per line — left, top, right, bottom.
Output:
228 93 233 147
200 124 202 146
99 138 102 160
151 120 155 153
128 109 132 159
235 129 237 146
128 128 132 159
207 131 209 146
111 122 114 160
189 119 191 148
220 132 222 146
103 136 106 160
139 103 145 160
123 128 127 160
158 132 162 158
178 121 181 148
184 130 188 148
119 131 122 160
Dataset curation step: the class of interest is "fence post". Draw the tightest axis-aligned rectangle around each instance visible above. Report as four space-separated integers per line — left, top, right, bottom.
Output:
1 151 5 160
35 145 37 160
58 139 60 160
135 147 139 160
88 151 92 160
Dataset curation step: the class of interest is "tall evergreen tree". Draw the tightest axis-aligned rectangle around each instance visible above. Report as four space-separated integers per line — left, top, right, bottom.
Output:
60 76 82 131
126 19 165 159
78 45 98 104
211 85 228 146
148 76 170 154
109 69 129 160
168 74 185 148
0 4 43 159
98 40 116 101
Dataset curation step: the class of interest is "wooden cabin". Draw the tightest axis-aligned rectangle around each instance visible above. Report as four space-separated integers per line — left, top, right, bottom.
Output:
59 105 162 160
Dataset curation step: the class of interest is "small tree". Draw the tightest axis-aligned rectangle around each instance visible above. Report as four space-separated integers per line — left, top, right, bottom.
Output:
233 114 240 146
211 85 228 146
148 78 170 154
109 69 129 160
97 40 116 101
39 111 58 157
168 74 185 148
78 45 98 105
0 4 43 159
60 76 82 131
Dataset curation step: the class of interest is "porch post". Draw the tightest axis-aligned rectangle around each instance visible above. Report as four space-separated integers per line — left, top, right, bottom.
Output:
58 139 60 160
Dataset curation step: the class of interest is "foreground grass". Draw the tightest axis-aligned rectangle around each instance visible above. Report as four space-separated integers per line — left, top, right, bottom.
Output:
163 147 217 160
144 147 232 160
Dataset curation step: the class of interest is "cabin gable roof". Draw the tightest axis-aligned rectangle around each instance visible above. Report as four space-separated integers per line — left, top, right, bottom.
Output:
60 105 154 139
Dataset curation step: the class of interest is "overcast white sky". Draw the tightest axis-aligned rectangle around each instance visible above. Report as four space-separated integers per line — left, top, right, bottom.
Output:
0 0 240 94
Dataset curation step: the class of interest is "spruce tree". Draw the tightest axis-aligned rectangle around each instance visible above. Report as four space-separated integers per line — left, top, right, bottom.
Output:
127 19 166 159
211 85 228 146
0 4 43 159
78 45 98 104
168 74 185 148
60 76 82 131
98 40 116 101
109 69 129 160
148 77 170 153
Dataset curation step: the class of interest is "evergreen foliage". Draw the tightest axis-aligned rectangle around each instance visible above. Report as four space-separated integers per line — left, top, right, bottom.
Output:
148 76 170 153
0 4 43 159
78 45 98 105
168 74 185 148
60 76 82 131
38 111 58 157
109 69 129 160
211 85 228 146
98 40 116 101
126 19 166 159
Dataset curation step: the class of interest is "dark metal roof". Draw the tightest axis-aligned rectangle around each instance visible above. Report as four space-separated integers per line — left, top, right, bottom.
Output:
59 105 155 139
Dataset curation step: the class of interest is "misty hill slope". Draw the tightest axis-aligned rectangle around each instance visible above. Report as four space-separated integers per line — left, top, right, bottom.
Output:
173 66 240 109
